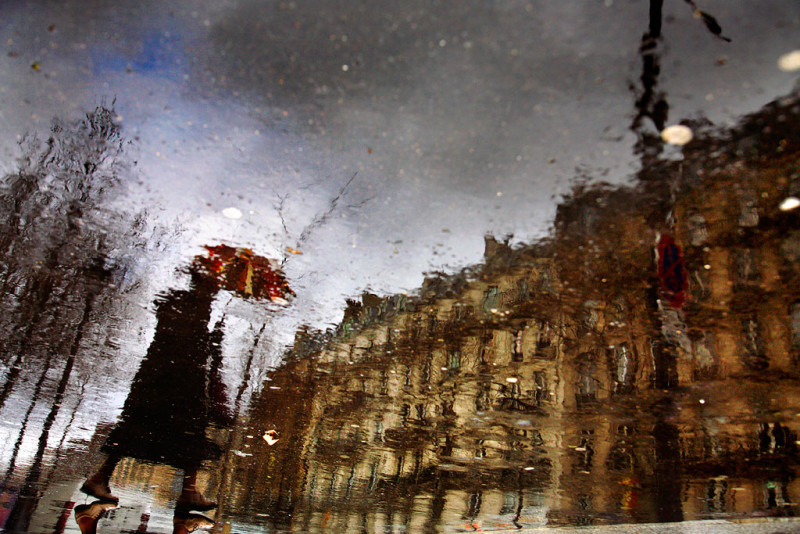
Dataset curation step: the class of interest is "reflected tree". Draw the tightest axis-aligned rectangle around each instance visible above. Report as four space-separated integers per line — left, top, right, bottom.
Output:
0 105 146 531
0 105 128 408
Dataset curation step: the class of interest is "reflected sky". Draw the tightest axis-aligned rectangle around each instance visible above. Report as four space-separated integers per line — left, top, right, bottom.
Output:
1 0 799 339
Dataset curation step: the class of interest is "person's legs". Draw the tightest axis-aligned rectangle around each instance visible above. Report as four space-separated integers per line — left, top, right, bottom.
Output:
176 468 216 512
74 501 117 534
173 512 214 533
81 454 121 502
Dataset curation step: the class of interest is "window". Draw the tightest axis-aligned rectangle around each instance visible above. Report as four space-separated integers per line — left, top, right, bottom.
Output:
449 351 461 370
687 212 709 246
483 285 500 312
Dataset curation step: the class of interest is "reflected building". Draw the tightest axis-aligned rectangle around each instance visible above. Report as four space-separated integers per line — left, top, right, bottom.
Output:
212 93 800 531
16 93 798 533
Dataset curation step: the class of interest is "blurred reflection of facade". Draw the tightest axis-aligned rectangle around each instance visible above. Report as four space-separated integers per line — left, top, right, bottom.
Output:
214 95 800 531
36 95 782 531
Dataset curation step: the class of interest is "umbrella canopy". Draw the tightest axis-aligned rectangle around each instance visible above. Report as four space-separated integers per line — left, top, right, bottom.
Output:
195 244 294 303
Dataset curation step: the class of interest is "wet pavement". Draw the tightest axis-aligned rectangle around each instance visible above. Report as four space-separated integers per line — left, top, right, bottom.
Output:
3 1 800 533
481 520 800 533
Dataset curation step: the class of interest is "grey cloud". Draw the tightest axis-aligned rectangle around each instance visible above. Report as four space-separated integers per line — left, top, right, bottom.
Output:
198 0 592 108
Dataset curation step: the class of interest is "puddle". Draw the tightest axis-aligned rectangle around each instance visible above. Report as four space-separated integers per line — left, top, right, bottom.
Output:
2 2 800 533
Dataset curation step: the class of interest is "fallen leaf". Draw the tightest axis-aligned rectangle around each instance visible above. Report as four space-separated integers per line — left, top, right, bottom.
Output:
263 430 279 446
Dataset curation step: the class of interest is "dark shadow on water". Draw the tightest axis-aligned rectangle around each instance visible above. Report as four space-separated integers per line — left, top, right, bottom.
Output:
73 259 230 534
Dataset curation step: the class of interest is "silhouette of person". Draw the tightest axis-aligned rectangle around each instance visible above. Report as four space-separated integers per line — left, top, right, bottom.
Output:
77 259 232 533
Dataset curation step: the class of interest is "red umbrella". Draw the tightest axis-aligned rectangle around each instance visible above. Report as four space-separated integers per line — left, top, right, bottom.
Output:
195 244 294 303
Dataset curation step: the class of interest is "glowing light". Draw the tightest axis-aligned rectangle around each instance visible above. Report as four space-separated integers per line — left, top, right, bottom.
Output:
778 50 800 72
660 125 693 146
780 197 800 212
222 207 243 219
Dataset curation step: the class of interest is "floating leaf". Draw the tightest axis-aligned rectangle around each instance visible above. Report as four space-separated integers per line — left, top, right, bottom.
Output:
263 430 279 446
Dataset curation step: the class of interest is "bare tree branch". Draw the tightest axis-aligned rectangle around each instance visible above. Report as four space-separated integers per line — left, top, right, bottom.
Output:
681 0 731 42
281 172 360 265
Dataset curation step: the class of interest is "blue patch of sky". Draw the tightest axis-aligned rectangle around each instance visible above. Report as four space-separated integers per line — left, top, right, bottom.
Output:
91 28 188 81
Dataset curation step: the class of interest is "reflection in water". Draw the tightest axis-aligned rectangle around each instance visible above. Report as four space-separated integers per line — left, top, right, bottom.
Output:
71 246 293 533
0 95 798 531
1 22 800 534
77 260 229 533
0 105 151 533
208 92 800 531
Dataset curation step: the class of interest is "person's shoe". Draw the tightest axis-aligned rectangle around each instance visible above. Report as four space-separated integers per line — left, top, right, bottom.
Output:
173 512 215 532
176 490 217 512
80 477 119 503
74 501 117 534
